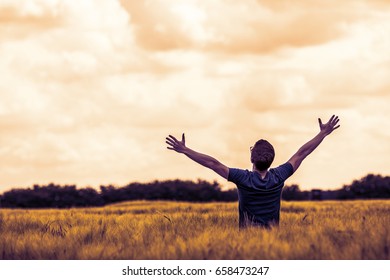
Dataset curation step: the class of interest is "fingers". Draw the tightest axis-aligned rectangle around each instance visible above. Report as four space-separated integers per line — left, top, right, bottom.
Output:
166 135 175 141
168 134 179 142
165 133 185 150
323 115 340 126
165 136 176 145
165 139 175 147
331 115 340 127
328 115 340 131
319 115 340 133
166 133 185 144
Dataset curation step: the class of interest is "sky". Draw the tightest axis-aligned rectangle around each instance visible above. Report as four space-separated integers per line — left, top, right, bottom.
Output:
0 0 389 193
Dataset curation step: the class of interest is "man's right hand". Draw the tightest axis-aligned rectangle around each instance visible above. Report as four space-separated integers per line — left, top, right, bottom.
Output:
318 115 340 136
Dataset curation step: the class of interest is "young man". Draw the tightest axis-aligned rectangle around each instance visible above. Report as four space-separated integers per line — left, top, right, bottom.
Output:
166 115 340 228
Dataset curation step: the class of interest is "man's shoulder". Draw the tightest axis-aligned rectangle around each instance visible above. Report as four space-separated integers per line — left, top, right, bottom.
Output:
228 167 251 176
270 162 293 172
228 168 252 182
269 162 294 181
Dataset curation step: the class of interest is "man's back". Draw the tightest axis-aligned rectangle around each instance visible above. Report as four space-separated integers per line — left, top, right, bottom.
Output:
228 162 294 228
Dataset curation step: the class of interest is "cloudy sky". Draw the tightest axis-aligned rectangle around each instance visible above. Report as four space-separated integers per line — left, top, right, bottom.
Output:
0 0 389 193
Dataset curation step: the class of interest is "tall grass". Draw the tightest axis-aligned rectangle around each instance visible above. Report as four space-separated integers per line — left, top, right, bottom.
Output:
0 200 389 259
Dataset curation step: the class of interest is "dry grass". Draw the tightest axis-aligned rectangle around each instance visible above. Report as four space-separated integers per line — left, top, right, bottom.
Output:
1 200 390 260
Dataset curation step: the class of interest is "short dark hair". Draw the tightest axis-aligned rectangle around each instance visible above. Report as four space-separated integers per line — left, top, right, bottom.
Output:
250 139 275 171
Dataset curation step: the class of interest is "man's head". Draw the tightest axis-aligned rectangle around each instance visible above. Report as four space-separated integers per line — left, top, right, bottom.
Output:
250 139 275 171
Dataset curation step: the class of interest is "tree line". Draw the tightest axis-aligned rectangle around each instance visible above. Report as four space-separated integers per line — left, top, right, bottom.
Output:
282 174 390 201
0 174 389 208
0 179 237 208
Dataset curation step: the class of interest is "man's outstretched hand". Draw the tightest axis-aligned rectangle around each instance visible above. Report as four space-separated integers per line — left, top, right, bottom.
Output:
319 115 340 136
166 133 187 153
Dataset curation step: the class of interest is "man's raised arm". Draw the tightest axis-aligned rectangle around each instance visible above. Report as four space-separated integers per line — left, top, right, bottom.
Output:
288 115 340 172
166 133 229 179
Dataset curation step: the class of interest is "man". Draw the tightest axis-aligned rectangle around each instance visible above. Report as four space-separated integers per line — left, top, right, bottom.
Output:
166 115 340 228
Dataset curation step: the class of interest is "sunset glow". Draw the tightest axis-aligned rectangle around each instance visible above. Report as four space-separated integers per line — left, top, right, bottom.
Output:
0 0 389 192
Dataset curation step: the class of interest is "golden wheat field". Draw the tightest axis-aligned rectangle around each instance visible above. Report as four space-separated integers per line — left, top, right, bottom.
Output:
0 200 390 260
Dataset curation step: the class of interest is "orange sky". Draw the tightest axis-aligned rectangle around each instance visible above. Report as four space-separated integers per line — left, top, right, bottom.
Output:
0 0 389 193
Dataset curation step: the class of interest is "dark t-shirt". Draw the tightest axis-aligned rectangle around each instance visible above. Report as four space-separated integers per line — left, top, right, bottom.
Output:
228 162 294 228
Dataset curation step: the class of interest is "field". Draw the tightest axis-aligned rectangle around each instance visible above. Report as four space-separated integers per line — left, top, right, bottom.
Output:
1 200 390 260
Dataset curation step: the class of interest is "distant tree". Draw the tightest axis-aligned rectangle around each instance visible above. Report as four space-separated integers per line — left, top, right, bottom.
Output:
347 174 390 199
282 184 301 201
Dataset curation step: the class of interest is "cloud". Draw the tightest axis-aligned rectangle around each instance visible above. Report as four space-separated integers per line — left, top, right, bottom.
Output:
201 2 345 53
0 0 62 40
118 0 385 54
119 0 194 50
0 0 389 192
